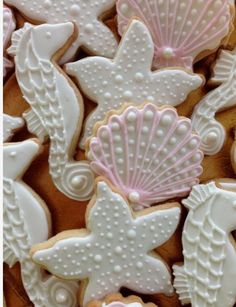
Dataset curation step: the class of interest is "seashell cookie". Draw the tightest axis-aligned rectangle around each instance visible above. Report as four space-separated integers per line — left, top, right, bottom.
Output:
31 180 181 306
3 5 15 77
3 139 79 306
8 22 95 201
191 47 236 155
66 19 203 148
117 0 234 70
3 114 24 142
87 293 157 307
4 0 118 64
173 182 236 307
87 103 204 210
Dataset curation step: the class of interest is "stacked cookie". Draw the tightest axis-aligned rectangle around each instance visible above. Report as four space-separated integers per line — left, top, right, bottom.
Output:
3 1 236 307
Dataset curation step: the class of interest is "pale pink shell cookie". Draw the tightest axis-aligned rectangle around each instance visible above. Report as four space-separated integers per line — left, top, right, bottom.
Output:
3 6 15 77
117 0 232 70
87 104 204 210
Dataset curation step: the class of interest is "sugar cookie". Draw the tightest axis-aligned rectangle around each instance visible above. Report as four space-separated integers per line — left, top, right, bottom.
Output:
173 182 236 307
87 293 157 307
3 5 15 77
5 0 118 64
117 0 234 70
66 19 203 148
8 22 95 201
87 103 203 210
191 47 236 155
3 114 24 142
31 180 180 306
3 139 79 306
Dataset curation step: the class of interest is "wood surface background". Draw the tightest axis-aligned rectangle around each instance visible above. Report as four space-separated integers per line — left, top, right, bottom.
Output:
3 6 236 307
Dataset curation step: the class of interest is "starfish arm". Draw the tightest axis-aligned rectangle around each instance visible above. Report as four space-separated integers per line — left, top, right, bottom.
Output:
126 254 174 296
87 182 133 234
115 20 154 70
32 235 90 280
135 206 180 251
150 70 203 107
82 274 119 306
79 20 118 58
66 57 113 102
4 0 48 22
95 0 117 15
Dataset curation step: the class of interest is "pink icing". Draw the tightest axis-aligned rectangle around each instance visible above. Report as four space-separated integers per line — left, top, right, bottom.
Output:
88 104 203 210
117 0 231 70
3 6 15 77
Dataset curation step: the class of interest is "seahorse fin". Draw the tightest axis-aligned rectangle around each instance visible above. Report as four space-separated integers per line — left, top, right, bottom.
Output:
182 182 218 211
173 265 191 305
23 109 48 142
212 49 236 83
3 242 18 268
8 23 33 56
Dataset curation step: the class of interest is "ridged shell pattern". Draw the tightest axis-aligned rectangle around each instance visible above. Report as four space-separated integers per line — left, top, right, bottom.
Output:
88 104 203 210
117 0 232 70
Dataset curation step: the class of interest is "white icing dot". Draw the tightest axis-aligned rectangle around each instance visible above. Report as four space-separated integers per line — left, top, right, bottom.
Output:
10 151 17 157
161 114 172 126
114 265 122 273
94 255 102 263
70 4 80 16
55 289 68 304
123 91 133 99
85 23 94 33
115 75 123 83
120 3 129 13
127 111 137 122
136 261 143 269
177 124 188 135
71 176 84 189
144 110 154 120
205 132 218 144
115 246 122 254
127 229 136 239
134 72 144 82
162 47 174 59
43 0 52 9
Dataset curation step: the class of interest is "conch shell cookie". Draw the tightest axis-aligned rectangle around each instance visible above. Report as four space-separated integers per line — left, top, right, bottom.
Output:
87 103 204 210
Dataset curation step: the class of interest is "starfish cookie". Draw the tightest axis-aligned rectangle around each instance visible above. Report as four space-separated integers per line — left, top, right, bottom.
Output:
66 20 203 148
31 181 181 306
5 0 118 64
3 114 24 142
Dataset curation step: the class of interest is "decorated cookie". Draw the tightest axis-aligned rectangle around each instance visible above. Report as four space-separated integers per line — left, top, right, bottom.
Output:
3 6 15 77
173 182 236 307
231 127 236 173
87 104 204 210
191 47 236 155
3 139 79 306
87 293 157 307
66 19 203 148
5 0 118 64
117 0 233 70
8 22 95 201
31 180 181 306
3 114 24 142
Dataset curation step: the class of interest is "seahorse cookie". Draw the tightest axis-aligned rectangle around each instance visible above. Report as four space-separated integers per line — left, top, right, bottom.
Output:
173 182 236 307
31 180 181 306
3 139 80 306
3 114 24 142
87 103 204 211
65 19 204 148
8 22 95 201
87 293 157 307
117 0 234 70
4 0 118 64
191 47 236 155
3 5 15 78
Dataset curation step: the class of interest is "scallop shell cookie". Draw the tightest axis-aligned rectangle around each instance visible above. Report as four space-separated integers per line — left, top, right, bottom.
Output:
117 0 234 70
173 182 236 307
4 0 118 64
31 180 181 306
66 19 203 148
3 139 79 306
87 103 204 211
87 293 157 307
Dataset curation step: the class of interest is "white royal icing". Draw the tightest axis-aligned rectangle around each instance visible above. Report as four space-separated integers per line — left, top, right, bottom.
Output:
3 114 24 142
8 22 95 201
4 0 118 64
65 19 203 148
32 181 180 306
191 47 236 155
173 182 236 307
3 139 79 307
231 128 236 174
